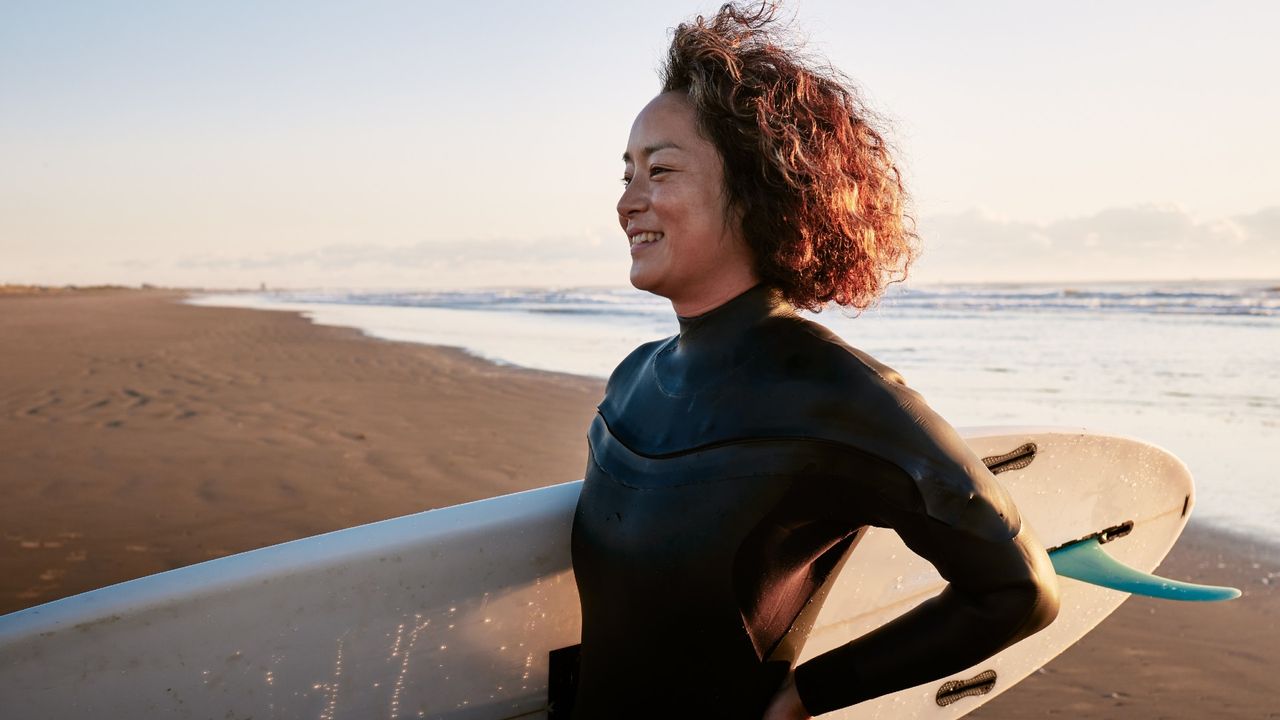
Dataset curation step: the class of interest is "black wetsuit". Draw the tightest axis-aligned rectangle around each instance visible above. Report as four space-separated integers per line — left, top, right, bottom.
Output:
569 282 1059 719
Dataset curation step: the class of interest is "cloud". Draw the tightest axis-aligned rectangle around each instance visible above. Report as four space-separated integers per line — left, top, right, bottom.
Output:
1234 206 1280 242
14 205 1276 289
913 204 1280 282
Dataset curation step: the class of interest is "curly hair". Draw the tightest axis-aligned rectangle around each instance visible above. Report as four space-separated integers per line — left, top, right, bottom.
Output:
661 1 918 311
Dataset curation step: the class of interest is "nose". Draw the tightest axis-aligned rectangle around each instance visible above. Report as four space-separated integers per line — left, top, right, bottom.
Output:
616 175 646 222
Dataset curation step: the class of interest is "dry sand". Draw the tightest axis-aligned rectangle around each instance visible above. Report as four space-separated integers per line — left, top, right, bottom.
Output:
1 289 1275 718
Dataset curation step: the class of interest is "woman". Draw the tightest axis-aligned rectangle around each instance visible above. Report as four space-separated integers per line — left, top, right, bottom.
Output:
569 4 1060 718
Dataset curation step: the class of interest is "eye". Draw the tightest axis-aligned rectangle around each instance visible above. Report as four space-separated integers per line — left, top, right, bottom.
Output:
620 175 632 187
649 166 669 178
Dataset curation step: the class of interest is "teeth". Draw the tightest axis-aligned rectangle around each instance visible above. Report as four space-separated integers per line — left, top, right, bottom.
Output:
630 231 664 246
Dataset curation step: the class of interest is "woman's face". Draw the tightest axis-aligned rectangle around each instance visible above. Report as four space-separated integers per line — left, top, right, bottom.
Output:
618 91 758 314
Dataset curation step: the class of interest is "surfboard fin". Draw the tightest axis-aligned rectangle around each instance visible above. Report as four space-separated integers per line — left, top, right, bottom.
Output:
1049 538 1241 601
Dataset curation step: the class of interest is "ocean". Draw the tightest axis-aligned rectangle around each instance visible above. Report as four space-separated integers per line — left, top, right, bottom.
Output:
188 279 1280 538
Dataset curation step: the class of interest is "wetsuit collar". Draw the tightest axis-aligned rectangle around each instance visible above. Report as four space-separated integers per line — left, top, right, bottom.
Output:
652 283 795 396
674 282 793 346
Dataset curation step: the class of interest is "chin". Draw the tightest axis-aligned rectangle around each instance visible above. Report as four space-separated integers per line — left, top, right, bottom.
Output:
628 266 656 294
629 260 680 300
629 274 658 295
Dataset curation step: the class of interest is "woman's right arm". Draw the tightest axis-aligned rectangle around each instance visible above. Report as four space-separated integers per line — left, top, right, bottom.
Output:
790 459 1060 716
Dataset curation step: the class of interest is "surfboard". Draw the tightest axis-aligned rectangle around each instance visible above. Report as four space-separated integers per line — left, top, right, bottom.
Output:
0 427 1229 719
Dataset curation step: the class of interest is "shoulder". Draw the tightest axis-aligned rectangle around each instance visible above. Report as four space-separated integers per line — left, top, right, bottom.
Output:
601 335 670 398
759 314 1020 540
745 313 931 439
756 313 913 398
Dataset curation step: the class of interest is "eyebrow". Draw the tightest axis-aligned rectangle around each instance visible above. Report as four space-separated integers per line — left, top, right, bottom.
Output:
622 141 682 162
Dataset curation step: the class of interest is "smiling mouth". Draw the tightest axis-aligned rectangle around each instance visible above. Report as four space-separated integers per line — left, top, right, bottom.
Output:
629 231 664 247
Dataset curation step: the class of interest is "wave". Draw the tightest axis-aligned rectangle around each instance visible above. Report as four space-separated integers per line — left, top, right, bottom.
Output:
263 280 1280 320
878 281 1280 318
269 287 666 320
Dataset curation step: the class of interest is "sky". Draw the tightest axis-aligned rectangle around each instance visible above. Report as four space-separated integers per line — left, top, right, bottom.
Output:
2 0 1277 289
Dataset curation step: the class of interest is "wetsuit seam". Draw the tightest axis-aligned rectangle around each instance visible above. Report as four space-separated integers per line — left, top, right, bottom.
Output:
652 339 680 397
595 410 931 476
593 414 937 519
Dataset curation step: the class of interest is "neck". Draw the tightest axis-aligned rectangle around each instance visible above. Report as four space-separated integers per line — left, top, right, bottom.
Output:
669 274 764 317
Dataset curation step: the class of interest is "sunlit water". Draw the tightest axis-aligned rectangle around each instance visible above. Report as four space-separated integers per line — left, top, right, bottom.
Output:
189 280 1280 539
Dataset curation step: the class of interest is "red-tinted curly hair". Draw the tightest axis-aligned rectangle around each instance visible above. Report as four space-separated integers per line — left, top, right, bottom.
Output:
661 1 918 311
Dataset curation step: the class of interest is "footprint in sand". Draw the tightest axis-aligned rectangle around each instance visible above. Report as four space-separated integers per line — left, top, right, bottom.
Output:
124 544 150 552
19 540 40 549
66 550 88 562
38 569 66 582
24 391 62 417
122 387 151 408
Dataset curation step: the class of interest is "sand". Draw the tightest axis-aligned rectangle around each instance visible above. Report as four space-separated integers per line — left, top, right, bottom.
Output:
1 289 1275 718
0 288 603 613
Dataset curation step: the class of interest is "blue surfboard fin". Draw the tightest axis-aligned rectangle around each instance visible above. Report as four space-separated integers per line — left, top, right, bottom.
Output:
1049 538 1241 602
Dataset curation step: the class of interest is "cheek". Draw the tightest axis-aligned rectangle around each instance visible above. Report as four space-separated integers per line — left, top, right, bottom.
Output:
690 179 731 230
652 185 712 232
650 175 733 256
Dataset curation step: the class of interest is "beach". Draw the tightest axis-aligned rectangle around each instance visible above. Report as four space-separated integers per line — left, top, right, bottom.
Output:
0 289 603 614
1 289 1275 718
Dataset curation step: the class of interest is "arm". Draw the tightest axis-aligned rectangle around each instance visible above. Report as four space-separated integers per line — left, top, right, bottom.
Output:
789 464 1060 716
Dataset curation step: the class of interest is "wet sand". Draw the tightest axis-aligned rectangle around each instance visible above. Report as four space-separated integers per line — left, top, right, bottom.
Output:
0 288 603 613
1 289 1274 718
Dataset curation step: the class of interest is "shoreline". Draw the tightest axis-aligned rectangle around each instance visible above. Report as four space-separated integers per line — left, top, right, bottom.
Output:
2 289 1274 718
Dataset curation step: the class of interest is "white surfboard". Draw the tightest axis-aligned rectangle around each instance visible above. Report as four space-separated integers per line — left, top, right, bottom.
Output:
0 427 1221 718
